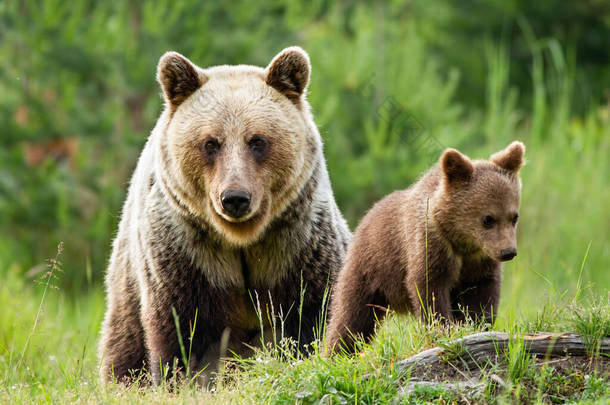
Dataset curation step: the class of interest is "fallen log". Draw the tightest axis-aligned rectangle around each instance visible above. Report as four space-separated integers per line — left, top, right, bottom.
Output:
396 332 610 376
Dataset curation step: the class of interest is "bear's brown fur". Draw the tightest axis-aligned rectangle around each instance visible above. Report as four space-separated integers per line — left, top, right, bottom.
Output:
326 142 525 353
98 47 351 384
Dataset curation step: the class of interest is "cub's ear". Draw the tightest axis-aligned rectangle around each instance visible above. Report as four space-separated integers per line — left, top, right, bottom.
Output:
441 148 473 184
490 141 525 173
157 52 206 109
265 46 311 103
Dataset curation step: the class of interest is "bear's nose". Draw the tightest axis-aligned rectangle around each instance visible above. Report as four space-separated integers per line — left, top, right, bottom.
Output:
221 190 251 219
500 248 517 261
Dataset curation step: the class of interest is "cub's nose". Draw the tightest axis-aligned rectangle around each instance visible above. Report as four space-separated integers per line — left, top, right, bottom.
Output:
221 189 251 219
500 248 517 262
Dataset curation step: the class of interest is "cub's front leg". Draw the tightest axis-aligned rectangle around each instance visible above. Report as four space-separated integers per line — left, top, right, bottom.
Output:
451 261 502 324
407 271 453 322
406 238 460 322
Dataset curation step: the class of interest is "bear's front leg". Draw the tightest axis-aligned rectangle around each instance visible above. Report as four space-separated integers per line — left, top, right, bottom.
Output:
326 268 387 354
408 278 453 322
140 277 221 385
451 269 501 325
98 270 147 384
406 254 457 323
142 298 199 384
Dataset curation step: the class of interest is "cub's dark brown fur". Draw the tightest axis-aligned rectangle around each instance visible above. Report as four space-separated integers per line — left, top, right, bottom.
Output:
326 142 525 353
98 47 350 384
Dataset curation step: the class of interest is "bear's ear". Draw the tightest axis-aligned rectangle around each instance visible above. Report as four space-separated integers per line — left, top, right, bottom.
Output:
441 148 473 184
157 52 206 110
265 46 311 103
490 141 525 173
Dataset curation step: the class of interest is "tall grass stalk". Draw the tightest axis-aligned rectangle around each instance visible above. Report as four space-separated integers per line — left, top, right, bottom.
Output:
15 242 63 373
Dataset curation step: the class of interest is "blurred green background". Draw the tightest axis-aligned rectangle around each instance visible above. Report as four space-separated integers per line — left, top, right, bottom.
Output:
0 0 608 311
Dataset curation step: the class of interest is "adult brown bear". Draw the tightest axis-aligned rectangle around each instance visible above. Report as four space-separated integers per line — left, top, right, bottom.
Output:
98 47 350 384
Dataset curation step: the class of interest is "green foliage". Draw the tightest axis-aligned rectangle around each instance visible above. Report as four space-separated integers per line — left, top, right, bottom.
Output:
571 296 610 357
505 331 532 383
0 0 608 302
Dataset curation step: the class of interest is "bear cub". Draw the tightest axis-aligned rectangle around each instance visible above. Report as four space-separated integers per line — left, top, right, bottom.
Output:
326 141 525 353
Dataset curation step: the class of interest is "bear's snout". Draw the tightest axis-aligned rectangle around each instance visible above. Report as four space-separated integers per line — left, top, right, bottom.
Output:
500 248 517 262
221 189 252 219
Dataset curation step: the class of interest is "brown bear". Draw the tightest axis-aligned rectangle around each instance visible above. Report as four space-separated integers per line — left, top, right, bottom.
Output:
98 47 351 384
326 142 525 353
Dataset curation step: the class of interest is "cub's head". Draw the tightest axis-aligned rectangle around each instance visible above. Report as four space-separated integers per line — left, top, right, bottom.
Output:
155 47 320 246
436 141 525 262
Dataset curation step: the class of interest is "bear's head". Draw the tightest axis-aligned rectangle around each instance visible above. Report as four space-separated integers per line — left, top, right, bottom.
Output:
154 47 320 246
434 141 525 262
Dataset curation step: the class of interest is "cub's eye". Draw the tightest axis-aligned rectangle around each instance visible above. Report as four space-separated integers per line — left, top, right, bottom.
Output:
512 214 519 226
482 215 496 229
202 139 220 157
248 136 268 159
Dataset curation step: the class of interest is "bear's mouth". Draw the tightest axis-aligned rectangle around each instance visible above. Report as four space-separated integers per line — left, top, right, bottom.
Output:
210 207 269 243
210 197 258 224
218 211 255 223
209 198 268 232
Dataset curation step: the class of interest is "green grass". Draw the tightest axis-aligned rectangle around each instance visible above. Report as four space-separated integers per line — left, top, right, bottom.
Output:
0 259 608 403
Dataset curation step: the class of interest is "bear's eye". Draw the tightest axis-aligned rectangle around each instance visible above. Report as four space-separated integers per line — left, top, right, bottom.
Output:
482 215 496 229
511 214 519 226
248 136 268 160
202 139 220 157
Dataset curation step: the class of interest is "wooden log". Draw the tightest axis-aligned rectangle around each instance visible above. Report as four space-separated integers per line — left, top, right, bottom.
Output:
396 332 610 376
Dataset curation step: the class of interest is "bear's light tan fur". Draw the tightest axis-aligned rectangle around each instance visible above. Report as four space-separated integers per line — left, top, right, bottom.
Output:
99 47 350 384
